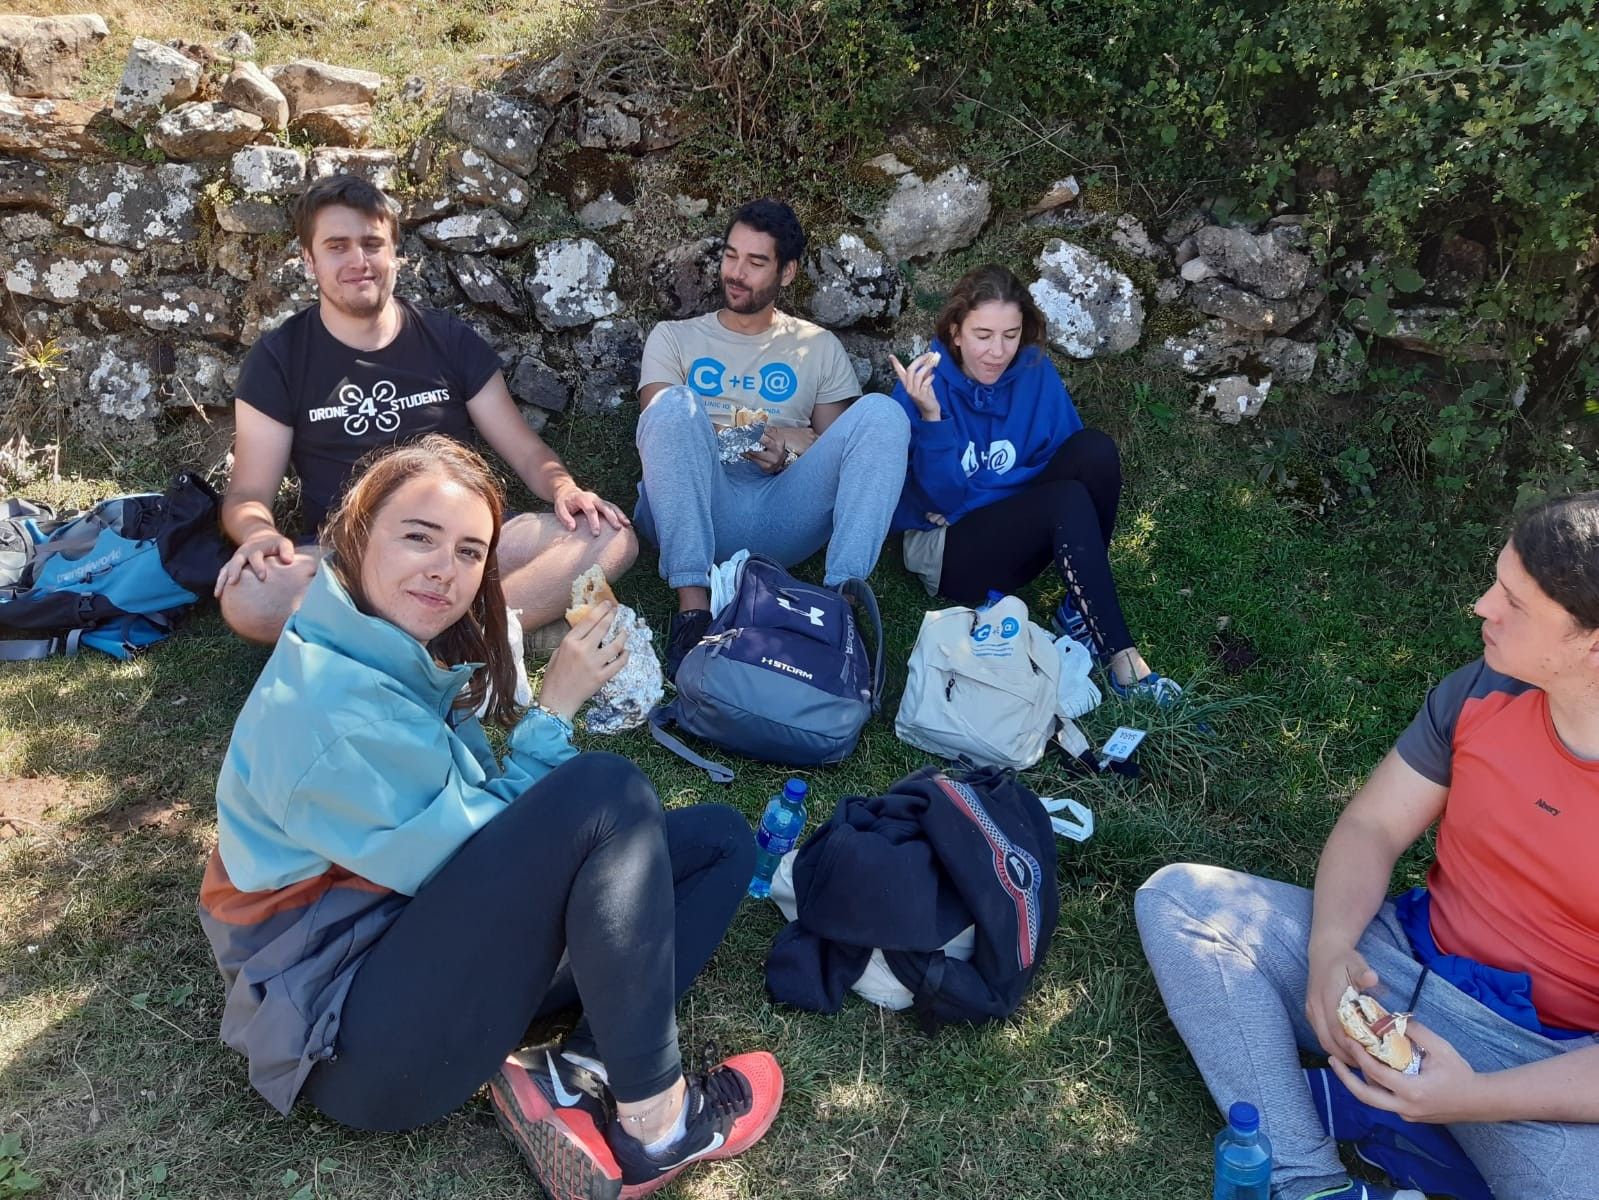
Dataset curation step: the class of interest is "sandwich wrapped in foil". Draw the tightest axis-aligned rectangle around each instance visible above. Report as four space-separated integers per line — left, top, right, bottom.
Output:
716 420 767 465
581 603 664 734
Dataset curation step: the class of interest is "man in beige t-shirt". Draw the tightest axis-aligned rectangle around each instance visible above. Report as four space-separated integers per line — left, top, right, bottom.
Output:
635 199 910 677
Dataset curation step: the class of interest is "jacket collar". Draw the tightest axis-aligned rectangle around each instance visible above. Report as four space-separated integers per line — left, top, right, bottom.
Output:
287 564 478 714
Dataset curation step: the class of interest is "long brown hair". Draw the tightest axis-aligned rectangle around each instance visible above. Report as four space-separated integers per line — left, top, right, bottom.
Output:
320 435 520 726
935 265 1048 368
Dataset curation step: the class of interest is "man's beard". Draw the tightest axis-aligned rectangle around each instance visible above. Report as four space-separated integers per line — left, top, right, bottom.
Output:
722 276 779 315
321 278 393 320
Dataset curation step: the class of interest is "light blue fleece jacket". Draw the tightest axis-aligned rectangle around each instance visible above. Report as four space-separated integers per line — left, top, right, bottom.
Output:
889 338 1084 532
216 563 577 896
202 564 578 1114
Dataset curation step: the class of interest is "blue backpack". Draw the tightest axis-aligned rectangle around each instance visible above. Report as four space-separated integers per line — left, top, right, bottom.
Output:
649 554 884 782
0 472 226 660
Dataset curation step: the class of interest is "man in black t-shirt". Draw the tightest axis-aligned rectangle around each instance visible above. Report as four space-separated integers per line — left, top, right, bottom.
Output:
215 176 635 645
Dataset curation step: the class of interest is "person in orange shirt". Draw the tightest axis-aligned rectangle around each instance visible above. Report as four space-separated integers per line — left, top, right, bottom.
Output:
1137 492 1599 1200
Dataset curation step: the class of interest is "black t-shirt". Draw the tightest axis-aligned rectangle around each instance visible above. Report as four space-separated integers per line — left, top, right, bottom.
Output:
236 298 503 531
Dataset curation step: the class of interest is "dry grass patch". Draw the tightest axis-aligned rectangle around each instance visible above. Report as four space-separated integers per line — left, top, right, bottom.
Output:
7 0 584 102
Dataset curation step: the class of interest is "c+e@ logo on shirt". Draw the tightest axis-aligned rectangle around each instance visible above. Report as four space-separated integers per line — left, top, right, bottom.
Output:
688 357 799 405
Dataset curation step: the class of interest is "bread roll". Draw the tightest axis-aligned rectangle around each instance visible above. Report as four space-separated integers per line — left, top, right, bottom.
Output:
564 564 618 627
1337 985 1418 1072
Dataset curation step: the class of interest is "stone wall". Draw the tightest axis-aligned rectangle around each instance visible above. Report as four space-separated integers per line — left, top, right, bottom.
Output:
0 17 1499 451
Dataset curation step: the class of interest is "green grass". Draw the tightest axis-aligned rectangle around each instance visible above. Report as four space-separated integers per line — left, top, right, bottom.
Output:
0 356 1529 1199
0 4 1584 1196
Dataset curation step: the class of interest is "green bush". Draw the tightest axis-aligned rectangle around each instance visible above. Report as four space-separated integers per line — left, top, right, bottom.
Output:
615 0 1596 414
643 1 1597 258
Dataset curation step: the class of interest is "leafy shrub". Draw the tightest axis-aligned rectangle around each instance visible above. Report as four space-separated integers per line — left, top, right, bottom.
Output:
604 0 1596 416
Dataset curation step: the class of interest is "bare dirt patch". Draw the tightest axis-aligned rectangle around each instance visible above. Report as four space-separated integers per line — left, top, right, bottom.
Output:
1 778 195 841
0 775 76 839
94 797 195 837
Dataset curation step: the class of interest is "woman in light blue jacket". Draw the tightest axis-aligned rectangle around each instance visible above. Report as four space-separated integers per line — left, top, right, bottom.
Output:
200 436 782 1200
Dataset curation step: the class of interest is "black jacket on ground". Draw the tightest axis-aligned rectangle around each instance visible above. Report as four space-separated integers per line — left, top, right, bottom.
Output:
765 765 1059 1024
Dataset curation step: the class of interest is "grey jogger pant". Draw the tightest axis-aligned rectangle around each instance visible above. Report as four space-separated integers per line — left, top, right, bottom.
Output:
1135 862 1599 1200
634 384 910 589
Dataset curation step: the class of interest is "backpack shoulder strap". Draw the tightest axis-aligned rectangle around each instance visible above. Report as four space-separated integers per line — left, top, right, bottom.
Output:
0 498 52 521
0 628 82 660
647 702 735 784
839 577 885 714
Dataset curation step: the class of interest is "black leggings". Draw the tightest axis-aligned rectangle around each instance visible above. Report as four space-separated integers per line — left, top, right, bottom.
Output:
301 752 754 1130
937 428 1133 658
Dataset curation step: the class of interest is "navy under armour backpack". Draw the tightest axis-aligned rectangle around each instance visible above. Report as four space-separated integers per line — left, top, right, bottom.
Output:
0 472 226 660
649 554 885 782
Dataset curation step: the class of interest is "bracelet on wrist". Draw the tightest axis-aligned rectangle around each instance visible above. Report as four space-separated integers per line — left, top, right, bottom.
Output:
531 702 574 738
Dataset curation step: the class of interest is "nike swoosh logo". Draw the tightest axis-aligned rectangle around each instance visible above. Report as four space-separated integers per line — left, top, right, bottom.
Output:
545 1052 584 1108
658 1130 724 1171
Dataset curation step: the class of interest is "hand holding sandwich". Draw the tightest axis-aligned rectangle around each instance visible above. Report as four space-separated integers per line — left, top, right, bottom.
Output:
1306 940 1380 1068
538 569 629 720
1328 1017 1490 1125
745 424 817 473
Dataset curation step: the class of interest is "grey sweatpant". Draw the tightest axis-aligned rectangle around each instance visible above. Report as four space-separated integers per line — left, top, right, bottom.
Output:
1135 863 1599 1200
634 385 910 589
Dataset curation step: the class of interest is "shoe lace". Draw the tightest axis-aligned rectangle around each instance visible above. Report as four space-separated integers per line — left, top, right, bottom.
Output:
692 1042 752 1117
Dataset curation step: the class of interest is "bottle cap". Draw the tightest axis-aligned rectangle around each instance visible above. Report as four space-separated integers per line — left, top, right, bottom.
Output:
783 779 808 801
1227 1101 1259 1134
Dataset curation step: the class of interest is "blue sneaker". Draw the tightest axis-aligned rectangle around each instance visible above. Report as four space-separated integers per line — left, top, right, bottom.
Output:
1304 1182 1426 1200
1108 671 1184 707
1305 1066 1491 1200
1051 596 1093 648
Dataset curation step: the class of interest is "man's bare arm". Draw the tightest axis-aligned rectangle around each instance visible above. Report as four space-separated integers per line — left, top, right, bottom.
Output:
215 400 297 593
467 371 573 501
1306 749 1450 1064
809 396 854 437
468 372 627 533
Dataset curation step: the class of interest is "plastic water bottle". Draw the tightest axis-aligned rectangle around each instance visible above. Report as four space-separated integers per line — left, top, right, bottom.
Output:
1213 1102 1272 1200
749 779 808 898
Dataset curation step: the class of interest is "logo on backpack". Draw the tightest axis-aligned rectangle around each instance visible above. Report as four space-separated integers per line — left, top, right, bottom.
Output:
971 616 1021 645
776 596 826 627
938 777 1043 969
650 555 884 779
761 656 814 680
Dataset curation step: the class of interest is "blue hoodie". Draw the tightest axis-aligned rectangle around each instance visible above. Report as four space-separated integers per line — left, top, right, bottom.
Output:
890 338 1084 532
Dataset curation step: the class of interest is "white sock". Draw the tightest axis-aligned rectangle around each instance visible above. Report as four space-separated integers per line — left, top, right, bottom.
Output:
641 1093 690 1156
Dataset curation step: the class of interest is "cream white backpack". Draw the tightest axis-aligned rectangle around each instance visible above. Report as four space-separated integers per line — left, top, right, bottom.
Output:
895 594 1090 769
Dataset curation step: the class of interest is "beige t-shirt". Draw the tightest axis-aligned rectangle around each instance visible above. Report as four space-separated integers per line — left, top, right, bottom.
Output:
639 310 859 428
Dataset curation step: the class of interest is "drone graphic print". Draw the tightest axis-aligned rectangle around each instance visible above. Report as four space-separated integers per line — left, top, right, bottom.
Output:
339 380 402 436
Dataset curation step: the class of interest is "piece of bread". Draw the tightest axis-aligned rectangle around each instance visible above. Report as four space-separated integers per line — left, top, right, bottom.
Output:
1337 985 1418 1072
564 564 618 627
731 405 765 427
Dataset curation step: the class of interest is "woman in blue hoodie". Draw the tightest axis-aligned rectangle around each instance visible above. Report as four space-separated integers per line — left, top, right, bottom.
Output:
889 264 1179 701
201 436 783 1199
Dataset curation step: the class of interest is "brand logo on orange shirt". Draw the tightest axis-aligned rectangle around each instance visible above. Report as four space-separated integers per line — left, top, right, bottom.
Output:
1535 798 1562 816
